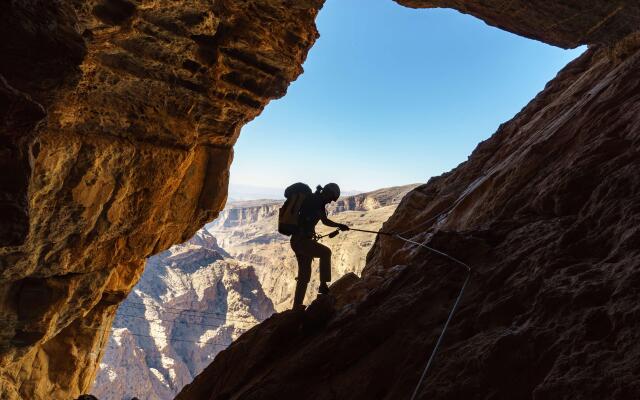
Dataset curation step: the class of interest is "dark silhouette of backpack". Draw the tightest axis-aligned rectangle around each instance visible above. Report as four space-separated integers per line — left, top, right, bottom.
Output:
278 182 312 235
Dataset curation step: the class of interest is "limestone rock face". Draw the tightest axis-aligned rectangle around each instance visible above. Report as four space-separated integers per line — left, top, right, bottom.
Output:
212 200 281 229
207 185 417 311
0 0 322 398
175 9 640 400
92 229 274 400
330 185 416 214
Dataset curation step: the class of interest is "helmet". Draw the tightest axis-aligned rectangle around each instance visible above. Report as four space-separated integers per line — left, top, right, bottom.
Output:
323 183 340 201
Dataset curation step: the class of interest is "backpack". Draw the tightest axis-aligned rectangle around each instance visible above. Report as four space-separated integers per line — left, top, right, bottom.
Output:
278 182 312 236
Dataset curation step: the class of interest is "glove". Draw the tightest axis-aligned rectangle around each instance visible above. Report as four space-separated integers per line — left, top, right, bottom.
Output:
338 224 350 231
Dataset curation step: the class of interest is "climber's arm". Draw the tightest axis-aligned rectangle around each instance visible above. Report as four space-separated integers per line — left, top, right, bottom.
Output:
321 209 349 231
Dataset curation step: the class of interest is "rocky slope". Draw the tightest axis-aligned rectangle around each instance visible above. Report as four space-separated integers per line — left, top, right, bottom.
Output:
0 1 321 398
176 3 640 400
92 228 274 400
207 185 417 310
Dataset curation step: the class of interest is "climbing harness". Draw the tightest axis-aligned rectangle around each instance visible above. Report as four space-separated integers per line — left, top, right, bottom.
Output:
314 230 340 240
320 227 473 400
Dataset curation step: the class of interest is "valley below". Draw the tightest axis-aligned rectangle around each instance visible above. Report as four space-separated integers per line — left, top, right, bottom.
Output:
93 184 417 399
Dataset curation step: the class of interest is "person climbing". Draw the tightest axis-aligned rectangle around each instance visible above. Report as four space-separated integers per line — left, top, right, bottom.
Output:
280 183 349 309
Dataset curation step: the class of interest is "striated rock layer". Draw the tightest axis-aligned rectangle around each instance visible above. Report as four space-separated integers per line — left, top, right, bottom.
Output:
176 5 640 400
0 0 322 398
93 229 274 400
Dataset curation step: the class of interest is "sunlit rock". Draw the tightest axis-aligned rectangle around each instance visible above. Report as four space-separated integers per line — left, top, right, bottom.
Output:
93 229 274 399
0 0 321 398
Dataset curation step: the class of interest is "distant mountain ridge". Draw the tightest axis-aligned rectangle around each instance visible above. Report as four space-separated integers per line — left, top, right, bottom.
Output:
208 184 419 310
227 182 365 202
213 183 418 229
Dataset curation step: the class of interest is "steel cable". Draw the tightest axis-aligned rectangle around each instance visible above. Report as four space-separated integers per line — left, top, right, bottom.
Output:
320 227 473 399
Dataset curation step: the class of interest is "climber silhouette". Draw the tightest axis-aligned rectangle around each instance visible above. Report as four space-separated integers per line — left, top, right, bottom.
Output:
289 183 349 309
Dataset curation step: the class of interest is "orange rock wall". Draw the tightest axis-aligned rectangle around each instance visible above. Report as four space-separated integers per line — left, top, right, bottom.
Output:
0 0 322 398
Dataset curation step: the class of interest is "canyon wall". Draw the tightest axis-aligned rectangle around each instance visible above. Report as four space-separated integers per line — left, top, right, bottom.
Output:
93 229 274 400
0 0 322 398
210 201 281 229
175 2 640 399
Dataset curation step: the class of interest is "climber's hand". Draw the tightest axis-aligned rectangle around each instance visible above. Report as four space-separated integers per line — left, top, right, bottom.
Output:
338 224 350 231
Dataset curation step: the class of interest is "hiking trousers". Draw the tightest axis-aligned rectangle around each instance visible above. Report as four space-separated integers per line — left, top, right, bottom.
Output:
290 235 331 307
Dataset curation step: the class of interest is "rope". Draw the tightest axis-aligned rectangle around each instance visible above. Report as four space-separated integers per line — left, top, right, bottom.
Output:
396 234 471 272
409 270 470 400
322 227 473 399
396 234 472 400
394 233 472 399
348 227 395 236
317 227 394 239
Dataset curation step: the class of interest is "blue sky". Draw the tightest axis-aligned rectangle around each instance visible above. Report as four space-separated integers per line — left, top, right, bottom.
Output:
230 0 584 193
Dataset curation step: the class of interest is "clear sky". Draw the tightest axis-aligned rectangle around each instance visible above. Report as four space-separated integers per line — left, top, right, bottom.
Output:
229 0 585 193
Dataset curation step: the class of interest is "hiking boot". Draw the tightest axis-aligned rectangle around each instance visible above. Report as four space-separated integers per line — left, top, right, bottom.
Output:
318 282 330 295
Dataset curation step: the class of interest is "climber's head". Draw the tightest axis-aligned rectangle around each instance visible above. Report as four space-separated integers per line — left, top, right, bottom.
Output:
321 183 340 203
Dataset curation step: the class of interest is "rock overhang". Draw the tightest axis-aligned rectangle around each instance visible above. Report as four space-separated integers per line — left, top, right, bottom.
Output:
395 0 640 48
